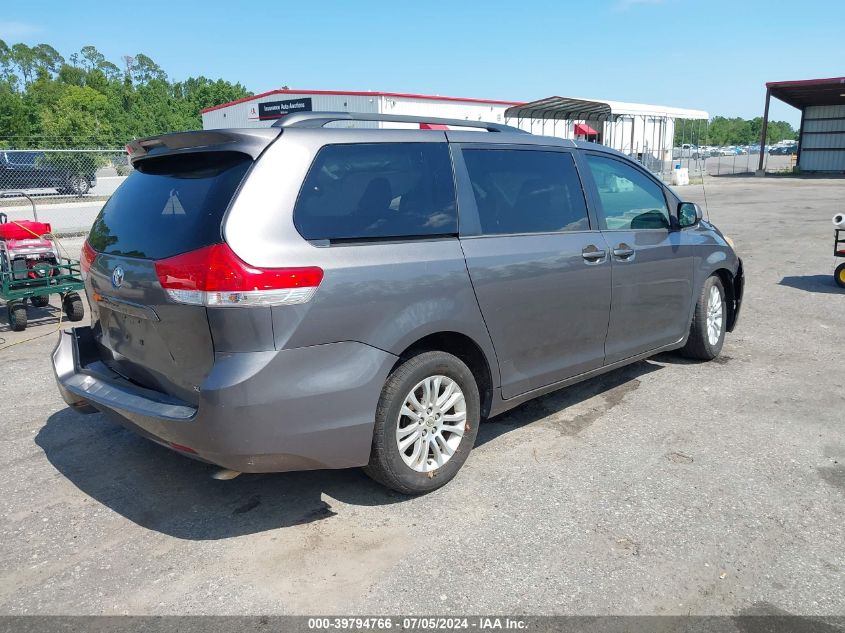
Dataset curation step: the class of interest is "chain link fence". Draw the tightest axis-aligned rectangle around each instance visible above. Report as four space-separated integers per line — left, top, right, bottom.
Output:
0 149 131 202
0 149 130 234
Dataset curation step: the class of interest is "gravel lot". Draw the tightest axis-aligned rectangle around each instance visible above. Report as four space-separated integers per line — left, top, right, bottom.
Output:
0 176 843 617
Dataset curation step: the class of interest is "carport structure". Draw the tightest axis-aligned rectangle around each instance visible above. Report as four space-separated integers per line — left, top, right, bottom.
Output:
759 76 845 173
503 96 708 171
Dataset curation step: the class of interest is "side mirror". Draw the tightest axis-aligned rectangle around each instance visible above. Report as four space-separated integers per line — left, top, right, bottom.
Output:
678 202 703 228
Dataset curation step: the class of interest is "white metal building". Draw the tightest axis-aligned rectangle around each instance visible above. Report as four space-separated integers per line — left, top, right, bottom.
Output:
201 89 707 165
201 89 520 129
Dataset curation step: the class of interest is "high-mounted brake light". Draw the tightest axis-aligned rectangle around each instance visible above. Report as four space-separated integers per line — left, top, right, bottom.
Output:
154 243 323 307
80 240 97 279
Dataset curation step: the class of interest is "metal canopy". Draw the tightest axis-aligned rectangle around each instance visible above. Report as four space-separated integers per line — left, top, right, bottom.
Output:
757 76 845 172
504 97 614 122
767 77 845 109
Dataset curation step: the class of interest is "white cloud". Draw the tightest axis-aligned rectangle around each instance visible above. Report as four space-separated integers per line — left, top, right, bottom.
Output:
0 21 42 41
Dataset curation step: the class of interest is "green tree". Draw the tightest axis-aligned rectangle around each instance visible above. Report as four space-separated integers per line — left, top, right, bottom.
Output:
172 76 251 127
10 43 36 86
100 61 122 82
32 44 64 76
41 85 112 147
0 40 256 147
57 63 86 87
0 81 28 146
80 45 106 71
130 53 166 84
0 40 16 86
675 116 797 147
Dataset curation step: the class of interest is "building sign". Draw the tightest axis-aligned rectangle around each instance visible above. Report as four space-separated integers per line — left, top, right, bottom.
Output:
253 98 313 120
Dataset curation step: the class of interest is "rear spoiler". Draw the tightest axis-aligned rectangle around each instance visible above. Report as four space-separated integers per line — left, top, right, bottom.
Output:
126 128 281 166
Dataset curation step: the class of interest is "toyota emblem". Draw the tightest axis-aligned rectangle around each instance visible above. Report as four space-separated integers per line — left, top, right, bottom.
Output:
111 265 125 289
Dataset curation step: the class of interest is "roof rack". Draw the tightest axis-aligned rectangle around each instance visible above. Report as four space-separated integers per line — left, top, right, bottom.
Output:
272 111 527 133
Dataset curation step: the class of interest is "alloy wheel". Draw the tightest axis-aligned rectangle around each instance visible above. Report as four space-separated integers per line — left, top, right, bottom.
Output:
706 285 724 346
396 375 467 473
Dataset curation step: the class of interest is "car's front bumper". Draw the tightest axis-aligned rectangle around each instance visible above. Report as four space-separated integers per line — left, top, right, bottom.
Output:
53 327 398 472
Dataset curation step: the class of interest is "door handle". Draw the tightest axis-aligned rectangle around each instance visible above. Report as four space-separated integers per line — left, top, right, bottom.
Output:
582 246 607 262
612 244 635 260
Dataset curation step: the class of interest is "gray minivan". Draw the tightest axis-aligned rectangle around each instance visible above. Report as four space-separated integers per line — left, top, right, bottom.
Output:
53 112 743 494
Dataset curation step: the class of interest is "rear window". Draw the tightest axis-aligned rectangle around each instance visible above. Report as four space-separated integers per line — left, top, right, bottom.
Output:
294 143 457 241
88 152 251 260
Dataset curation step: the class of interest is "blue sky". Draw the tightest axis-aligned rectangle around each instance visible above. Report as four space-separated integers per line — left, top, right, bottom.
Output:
3 0 843 126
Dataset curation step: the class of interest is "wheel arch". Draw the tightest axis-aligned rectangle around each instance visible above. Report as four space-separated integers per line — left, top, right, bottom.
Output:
395 331 495 419
711 265 741 332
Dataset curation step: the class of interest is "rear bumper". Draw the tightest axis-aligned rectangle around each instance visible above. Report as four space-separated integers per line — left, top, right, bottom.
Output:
53 327 398 472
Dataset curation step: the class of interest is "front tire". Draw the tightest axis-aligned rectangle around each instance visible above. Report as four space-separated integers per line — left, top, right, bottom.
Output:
8 301 27 331
364 351 480 495
681 275 726 360
835 263 845 289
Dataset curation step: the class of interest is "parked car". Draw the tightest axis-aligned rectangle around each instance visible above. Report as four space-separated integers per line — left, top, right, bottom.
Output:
769 144 798 155
53 112 744 494
717 147 737 156
0 151 97 196
672 144 710 161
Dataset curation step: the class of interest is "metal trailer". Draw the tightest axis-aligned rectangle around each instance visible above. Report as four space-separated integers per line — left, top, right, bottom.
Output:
0 193 85 331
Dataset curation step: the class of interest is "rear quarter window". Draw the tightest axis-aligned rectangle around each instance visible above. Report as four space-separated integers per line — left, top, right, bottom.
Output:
294 143 457 241
88 152 251 259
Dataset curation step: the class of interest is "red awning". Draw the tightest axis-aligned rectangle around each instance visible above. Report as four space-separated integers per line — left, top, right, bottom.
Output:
574 123 598 136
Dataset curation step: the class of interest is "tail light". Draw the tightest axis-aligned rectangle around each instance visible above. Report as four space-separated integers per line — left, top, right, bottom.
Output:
80 240 97 279
154 243 323 307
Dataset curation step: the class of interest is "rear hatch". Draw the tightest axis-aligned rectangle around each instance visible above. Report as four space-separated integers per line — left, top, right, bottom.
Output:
83 130 278 404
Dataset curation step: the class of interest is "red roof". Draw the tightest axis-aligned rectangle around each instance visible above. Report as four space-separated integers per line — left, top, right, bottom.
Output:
201 89 524 114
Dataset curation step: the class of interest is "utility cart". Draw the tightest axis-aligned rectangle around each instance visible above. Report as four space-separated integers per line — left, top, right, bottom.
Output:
0 193 85 331
836 229 845 289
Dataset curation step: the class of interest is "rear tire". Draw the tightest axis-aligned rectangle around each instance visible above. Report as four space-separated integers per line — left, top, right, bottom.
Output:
63 292 84 322
835 263 845 289
364 351 480 495
8 302 27 331
67 175 90 197
30 295 50 308
681 275 726 360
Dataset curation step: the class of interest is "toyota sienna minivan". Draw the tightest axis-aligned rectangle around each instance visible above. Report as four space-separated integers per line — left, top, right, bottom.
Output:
53 112 743 494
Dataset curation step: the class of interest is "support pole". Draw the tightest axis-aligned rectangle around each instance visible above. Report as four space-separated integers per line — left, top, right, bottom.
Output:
757 87 771 174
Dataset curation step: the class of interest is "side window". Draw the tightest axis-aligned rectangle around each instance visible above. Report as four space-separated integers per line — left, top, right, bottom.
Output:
461 149 590 235
294 143 456 241
584 154 671 230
